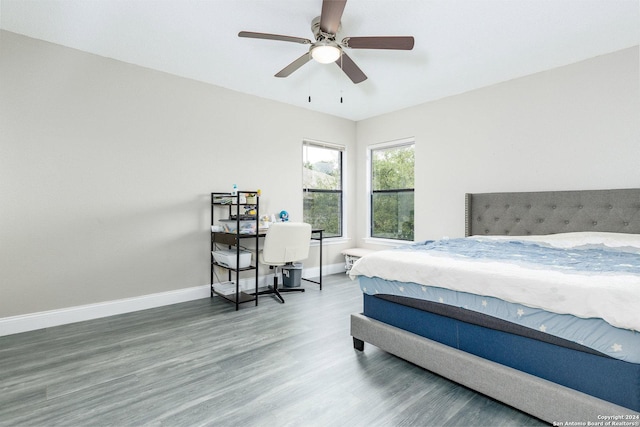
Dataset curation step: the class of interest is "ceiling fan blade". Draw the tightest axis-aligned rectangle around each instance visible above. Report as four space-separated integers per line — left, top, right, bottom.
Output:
239 31 311 45
275 53 312 78
342 36 415 50
320 0 347 34
335 52 367 84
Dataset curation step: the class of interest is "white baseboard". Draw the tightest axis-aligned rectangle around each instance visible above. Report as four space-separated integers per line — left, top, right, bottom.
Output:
0 285 211 337
0 263 346 337
303 262 347 280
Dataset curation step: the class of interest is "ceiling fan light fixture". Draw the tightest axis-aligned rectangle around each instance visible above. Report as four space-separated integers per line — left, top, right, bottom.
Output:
311 44 341 64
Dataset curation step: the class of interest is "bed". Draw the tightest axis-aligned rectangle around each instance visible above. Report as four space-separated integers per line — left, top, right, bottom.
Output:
349 188 640 423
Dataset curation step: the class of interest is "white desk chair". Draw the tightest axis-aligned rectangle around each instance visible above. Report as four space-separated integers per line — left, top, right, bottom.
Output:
257 222 312 303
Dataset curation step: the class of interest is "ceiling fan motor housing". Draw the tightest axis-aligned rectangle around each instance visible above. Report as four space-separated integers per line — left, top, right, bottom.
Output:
311 16 341 42
310 16 342 63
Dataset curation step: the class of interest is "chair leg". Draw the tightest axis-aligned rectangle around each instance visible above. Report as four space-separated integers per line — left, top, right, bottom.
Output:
255 265 305 302
270 274 285 303
256 269 285 303
279 287 305 294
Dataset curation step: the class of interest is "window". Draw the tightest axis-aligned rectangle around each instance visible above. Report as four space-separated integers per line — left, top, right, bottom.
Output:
303 141 343 238
370 141 414 241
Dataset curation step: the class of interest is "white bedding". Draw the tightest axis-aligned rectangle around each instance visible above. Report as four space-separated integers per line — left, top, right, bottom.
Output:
349 232 640 332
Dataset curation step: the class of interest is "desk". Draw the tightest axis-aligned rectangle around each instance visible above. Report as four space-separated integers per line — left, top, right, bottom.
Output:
212 227 324 291
258 228 323 290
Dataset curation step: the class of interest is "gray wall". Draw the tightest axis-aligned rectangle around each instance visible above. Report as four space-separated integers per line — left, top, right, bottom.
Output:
355 46 640 246
0 31 356 318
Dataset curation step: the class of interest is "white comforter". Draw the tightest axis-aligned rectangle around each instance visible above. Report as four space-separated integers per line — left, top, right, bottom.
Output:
349 232 640 332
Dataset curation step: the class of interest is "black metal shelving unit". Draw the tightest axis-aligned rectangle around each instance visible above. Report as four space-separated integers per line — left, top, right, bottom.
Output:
210 191 260 310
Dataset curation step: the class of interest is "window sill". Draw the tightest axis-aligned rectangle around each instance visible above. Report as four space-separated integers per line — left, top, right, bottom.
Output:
363 237 412 247
311 236 351 246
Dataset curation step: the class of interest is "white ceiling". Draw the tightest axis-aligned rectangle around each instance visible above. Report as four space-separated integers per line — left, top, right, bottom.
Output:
1 0 638 121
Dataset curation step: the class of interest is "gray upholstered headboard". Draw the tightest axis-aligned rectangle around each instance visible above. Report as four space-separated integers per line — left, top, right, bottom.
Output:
465 188 640 237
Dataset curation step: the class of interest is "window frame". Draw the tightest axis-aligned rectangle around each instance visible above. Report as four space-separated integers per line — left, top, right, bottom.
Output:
302 140 345 239
367 138 415 242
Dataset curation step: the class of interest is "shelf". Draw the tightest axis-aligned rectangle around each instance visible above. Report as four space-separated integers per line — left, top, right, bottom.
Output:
211 261 256 272
212 202 257 207
210 191 261 310
213 291 257 304
212 192 259 207
212 232 260 245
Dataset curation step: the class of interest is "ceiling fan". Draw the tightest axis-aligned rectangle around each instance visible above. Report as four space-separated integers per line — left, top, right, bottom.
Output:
238 0 415 84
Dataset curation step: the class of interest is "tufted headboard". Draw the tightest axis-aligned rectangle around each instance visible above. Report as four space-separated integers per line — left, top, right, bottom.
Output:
465 188 640 237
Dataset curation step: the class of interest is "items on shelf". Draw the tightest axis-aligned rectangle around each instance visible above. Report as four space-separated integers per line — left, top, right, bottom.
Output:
260 215 272 229
212 249 252 269
212 281 237 296
218 219 257 234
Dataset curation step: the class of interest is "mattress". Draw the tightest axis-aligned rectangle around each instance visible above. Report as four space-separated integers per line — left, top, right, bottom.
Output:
361 292 640 412
358 276 640 363
349 232 640 331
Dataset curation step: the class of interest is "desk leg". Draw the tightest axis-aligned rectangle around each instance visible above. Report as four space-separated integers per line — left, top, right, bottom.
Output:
319 230 322 290
301 230 323 290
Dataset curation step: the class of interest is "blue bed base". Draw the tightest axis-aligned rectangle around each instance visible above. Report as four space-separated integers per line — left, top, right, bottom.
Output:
364 293 640 412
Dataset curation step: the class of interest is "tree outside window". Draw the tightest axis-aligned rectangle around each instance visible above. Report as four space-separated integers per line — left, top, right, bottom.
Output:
303 142 343 238
371 143 414 240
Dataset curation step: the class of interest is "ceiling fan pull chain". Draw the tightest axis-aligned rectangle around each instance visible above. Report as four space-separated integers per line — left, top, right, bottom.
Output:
339 55 344 103
308 64 312 103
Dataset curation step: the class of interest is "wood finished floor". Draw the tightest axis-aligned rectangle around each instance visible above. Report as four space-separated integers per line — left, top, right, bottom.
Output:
0 274 547 427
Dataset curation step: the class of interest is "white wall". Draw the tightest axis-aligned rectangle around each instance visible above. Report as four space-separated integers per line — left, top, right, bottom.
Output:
355 47 640 246
0 30 356 320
